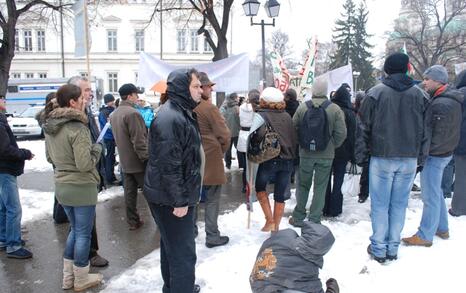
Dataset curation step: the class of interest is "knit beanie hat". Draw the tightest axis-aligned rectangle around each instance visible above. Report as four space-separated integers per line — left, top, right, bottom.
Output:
423 65 449 84
104 93 115 104
384 53 409 75
261 87 284 103
312 76 328 97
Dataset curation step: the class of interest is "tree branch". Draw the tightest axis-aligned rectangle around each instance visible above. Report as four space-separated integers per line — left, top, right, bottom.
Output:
16 0 60 17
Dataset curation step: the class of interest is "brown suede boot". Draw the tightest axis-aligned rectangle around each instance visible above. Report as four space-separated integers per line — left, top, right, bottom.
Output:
272 202 285 232
257 191 275 232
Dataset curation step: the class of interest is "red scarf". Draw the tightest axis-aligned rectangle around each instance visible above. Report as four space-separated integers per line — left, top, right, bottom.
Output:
433 84 447 98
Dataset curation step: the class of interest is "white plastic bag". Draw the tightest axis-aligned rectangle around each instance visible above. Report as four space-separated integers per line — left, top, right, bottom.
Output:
341 164 360 197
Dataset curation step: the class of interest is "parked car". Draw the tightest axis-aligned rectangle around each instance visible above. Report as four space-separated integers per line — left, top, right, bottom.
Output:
8 105 44 138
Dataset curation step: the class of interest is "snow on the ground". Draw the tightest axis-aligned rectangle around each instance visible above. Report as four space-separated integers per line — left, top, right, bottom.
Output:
102 185 466 293
17 139 53 173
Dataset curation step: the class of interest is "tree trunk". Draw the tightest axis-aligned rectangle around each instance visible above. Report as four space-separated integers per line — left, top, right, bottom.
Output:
212 36 228 61
0 16 16 98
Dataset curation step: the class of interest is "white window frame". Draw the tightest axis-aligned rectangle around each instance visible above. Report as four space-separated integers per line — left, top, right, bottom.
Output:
37 30 46 52
135 30 145 52
107 72 119 93
11 72 21 79
190 29 199 52
38 73 47 79
204 30 213 53
107 30 118 52
24 30 32 52
25 72 34 79
15 30 20 51
177 29 187 52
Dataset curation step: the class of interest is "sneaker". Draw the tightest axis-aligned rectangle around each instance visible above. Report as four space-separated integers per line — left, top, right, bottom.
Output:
411 183 421 192
0 240 25 251
358 194 368 203
435 230 450 240
386 254 398 261
7 247 33 259
129 220 144 231
288 217 304 228
90 254 109 267
194 284 201 293
206 236 229 248
366 244 386 263
448 208 460 217
402 235 432 247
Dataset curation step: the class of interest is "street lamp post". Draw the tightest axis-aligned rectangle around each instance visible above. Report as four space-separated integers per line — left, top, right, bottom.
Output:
242 0 281 87
353 71 360 92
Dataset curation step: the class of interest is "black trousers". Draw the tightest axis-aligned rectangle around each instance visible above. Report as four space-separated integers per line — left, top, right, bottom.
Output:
224 136 238 168
323 160 348 216
149 204 196 293
359 161 369 198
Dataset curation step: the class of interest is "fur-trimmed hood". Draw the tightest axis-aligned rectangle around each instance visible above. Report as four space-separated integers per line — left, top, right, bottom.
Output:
43 107 88 136
36 98 59 127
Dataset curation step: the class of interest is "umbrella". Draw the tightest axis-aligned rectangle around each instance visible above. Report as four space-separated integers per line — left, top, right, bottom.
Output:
150 80 167 93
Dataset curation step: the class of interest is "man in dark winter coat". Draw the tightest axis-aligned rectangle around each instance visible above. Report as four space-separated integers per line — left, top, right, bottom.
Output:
403 65 463 247
144 68 203 293
98 93 118 185
449 70 466 217
250 222 339 293
324 84 356 217
0 97 34 259
356 53 428 263
67 76 108 267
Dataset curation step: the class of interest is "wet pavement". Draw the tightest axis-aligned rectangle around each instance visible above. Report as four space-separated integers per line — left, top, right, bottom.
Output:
1 169 246 293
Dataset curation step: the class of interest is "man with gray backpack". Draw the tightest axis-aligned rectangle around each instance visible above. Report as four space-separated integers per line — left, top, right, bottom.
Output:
289 76 347 226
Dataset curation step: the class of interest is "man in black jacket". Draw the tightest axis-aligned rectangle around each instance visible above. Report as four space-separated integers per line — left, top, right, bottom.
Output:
403 65 463 247
0 97 34 259
356 53 428 263
144 68 203 293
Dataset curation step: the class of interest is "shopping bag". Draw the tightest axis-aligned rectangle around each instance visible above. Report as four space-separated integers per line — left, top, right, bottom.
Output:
342 164 360 197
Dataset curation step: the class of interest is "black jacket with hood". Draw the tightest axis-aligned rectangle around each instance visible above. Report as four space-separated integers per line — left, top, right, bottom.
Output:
455 70 466 156
425 85 463 157
143 69 202 207
355 73 429 164
250 222 335 293
0 113 32 176
331 85 356 162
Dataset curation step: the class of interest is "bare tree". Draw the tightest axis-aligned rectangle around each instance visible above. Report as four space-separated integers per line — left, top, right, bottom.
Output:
151 0 233 61
388 0 466 77
0 0 62 97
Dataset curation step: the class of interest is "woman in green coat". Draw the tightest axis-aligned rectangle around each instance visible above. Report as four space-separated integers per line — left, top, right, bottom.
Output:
43 84 103 291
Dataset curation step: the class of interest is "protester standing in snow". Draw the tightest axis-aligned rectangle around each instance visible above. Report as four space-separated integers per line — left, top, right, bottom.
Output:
250 222 339 293
289 76 347 227
355 53 428 263
98 94 118 185
43 84 103 290
67 76 108 268
354 91 370 203
403 65 463 247
110 84 148 231
194 72 231 248
0 96 34 259
143 68 203 293
449 69 466 217
221 92 241 169
250 87 297 232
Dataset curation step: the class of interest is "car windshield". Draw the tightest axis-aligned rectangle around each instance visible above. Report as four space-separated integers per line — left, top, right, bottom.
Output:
20 107 42 118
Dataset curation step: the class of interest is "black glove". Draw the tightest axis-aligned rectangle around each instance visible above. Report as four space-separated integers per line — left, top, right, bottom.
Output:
326 278 340 293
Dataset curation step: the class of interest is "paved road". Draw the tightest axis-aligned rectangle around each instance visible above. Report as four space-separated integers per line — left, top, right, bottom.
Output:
1 169 246 293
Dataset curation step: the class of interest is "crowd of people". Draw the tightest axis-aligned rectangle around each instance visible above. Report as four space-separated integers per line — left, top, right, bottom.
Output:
0 51 466 293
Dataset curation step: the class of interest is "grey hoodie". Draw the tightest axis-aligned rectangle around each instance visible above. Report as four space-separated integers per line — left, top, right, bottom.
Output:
250 222 335 293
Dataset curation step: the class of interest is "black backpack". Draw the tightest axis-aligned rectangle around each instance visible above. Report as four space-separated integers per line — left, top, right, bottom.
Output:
298 99 331 151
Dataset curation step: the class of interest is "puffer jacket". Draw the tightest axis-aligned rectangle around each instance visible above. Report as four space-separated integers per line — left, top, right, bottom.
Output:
143 69 202 208
355 73 429 164
331 85 356 162
0 113 32 176
455 70 466 155
425 85 463 157
250 222 335 293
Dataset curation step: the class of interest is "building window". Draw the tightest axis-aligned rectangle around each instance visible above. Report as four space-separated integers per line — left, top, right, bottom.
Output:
190 29 198 52
108 72 118 93
38 73 47 79
79 72 89 78
37 30 46 52
107 30 118 52
204 31 213 52
135 30 144 52
25 73 34 79
24 30 32 51
15 30 19 51
11 72 21 79
177 29 186 52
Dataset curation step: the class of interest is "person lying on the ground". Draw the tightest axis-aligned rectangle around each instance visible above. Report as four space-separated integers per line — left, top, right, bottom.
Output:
250 221 339 293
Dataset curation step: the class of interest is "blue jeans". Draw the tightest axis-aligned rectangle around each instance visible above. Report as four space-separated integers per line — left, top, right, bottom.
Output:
441 157 454 197
369 157 417 258
63 205 96 267
0 174 23 253
255 158 293 203
417 155 452 241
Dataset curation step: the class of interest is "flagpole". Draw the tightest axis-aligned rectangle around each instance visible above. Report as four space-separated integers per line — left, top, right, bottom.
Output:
83 0 91 79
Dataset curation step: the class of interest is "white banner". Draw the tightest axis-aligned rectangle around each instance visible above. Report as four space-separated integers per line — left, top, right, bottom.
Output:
300 36 318 90
269 51 290 93
137 52 250 93
73 0 86 58
322 64 354 95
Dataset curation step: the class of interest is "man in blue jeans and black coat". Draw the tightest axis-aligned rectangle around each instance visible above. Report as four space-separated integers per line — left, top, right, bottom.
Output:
356 52 429 263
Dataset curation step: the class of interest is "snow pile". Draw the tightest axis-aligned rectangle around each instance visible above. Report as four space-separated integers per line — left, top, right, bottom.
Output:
18 140 53 173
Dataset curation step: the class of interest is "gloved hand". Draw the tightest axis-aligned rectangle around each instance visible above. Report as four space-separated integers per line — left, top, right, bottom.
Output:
325 278 339 293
